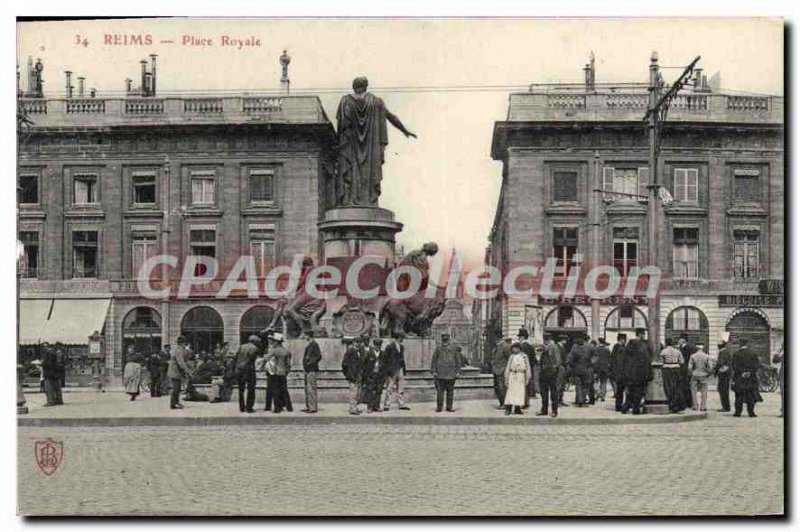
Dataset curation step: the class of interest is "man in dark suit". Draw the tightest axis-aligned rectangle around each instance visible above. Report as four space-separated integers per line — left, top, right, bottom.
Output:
714 340 734 412
341 337 364 415
41 343 64 407
301 331 322 413
382 332 410 411
610 333 627 411
361 338 384 413
592 338 612 402
732 338 759 417
146 347 166 398
537 335 562 417
622 328 652 415
568 335 593 407
234 335 262 413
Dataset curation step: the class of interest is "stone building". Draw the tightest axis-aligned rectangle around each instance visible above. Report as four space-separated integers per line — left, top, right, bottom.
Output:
17 58 336 384
487 56 784 362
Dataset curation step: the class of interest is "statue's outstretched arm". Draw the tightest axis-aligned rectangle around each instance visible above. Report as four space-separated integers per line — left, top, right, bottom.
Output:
386 110 417 139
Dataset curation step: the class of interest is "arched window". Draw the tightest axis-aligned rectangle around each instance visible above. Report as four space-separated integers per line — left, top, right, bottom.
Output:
665 306 709 349
180 306 224 355
726 309 770 364
239 305 276 345
122 307 162 362
544 306 588 352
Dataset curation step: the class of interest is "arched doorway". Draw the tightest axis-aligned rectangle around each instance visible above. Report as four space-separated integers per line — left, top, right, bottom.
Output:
665 306 709 348
604 305 648 344
122 307 162 364
240 305 277 345
726 309 770 364
544 305 588 353
180 306 224 355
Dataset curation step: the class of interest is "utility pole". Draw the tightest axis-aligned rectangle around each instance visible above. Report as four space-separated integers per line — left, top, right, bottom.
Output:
644 52 701 358
591 151 601 341
643 52 700 412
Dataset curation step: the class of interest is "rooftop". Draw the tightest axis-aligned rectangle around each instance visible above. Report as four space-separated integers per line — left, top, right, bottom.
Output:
17 94 332 130
503 85 783 125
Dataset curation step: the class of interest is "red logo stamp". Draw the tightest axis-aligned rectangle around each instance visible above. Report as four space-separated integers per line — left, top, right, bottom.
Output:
34 438 63 476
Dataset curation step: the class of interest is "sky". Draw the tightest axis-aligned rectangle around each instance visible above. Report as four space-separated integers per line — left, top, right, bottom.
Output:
16 17 783 267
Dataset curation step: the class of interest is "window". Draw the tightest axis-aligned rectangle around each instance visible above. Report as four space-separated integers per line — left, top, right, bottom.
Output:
18 174 39 205
552 227 578 277
72 230 99 278
249 227 276 275
733 168 761 205
673 168 699 203
190 170 216 205
131 233 158 278
249 168 274 203
74 174 98 205
19 231 39 278
132 172 156 205
612 227 638 276
734 230 760 278
552 170 578 203
605 305 648 331
673 228 699 279
603 166 649 201
190 228 216 276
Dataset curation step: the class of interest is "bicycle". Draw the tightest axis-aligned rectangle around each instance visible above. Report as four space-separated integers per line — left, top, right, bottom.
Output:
757 364 779 393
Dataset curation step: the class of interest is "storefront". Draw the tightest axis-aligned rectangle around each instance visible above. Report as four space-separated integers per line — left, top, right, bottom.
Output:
18 297 111 386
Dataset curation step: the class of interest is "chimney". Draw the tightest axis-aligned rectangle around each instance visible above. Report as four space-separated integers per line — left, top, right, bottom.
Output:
78 76 85 97
149 54 157 96
125 77 132 94
65 70 73 98
145 72 153 96
90 88 96 98
140 60 148 96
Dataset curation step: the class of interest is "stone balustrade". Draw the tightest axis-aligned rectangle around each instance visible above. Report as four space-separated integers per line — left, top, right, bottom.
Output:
507 90 782 124
16 94 329 127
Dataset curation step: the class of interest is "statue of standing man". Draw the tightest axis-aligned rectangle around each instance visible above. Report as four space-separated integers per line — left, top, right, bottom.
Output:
335 77 416 207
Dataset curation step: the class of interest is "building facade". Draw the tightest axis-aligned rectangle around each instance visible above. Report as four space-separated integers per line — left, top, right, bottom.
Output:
18 76 336 384
487 58 784 362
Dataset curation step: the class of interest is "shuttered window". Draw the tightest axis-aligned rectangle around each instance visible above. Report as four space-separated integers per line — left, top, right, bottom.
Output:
673 168 699 203
249 169 274 203
552 171 578 203
603 166 649 201
734 168 761 204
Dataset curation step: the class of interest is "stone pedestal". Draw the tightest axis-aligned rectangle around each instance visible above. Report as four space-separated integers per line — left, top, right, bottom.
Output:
318 206 403 262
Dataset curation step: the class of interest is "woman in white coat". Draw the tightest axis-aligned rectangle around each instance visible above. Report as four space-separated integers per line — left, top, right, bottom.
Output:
123 354 143 401
504 343 532 415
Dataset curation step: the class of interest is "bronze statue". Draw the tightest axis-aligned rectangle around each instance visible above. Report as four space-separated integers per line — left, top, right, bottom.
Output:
334 77 416 207
380 243 444 337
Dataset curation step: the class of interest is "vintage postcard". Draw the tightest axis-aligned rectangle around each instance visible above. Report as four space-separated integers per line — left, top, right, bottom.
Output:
15 16 784 516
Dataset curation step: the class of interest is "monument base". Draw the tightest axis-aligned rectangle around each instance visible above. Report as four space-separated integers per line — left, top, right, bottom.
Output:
318 206 403 263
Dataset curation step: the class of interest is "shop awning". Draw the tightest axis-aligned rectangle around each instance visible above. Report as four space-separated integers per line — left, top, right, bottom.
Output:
18 299 54 345
39 298 111 345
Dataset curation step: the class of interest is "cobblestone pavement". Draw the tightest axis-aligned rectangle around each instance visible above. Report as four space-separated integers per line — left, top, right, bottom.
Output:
18 395 784 516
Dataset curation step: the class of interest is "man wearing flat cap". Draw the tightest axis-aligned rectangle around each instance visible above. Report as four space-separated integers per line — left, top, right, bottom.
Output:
491 336 512 409
430 333 464 412
235 335 262 413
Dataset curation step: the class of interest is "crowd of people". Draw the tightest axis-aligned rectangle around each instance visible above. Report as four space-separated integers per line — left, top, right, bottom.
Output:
487 327 782 419
33 325 783 420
